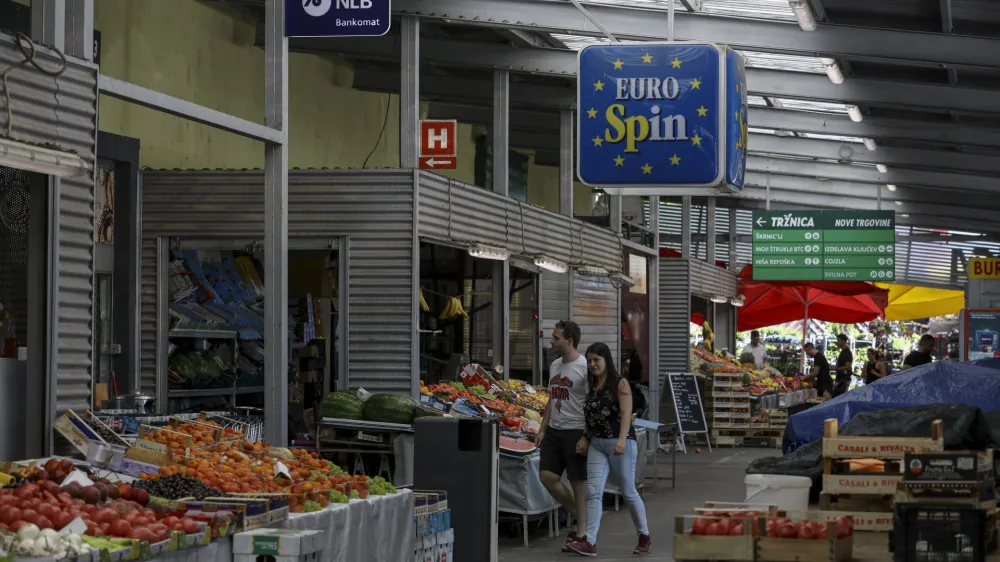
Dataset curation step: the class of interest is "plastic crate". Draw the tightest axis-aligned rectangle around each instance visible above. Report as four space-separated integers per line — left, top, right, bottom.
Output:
893 503 989 562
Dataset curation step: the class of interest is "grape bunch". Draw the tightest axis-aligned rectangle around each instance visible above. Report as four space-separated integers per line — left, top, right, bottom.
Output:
132 474 223 500
369 476 397 496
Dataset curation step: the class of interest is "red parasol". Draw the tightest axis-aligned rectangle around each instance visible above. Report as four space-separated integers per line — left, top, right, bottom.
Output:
736 265 888 333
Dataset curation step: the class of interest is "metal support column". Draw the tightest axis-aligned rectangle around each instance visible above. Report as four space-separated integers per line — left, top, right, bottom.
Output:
681 196 692 258
64 0 93 60
559 109 574 217
729 209 739 271
31 0 66 51
648 196 660 422
263 0 289 446
400 16 420 168
706 197 716 265
492 69 511 377
610 195 622 234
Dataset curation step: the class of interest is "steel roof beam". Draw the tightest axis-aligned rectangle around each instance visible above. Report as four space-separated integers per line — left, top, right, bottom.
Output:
331 36 1000 115
390 0 1000 71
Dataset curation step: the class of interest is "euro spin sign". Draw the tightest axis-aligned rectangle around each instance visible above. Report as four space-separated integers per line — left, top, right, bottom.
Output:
577 42 747 191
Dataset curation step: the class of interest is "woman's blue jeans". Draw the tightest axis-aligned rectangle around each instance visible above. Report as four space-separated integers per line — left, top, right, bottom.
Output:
585 437 649 544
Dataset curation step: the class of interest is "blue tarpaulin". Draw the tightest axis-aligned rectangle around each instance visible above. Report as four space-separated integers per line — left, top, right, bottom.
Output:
783 360 1000 451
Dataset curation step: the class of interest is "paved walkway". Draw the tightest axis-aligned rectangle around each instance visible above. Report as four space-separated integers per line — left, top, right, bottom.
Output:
498 447 780 561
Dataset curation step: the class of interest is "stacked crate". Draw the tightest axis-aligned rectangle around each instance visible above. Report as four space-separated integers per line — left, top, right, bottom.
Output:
819 418 944 533
708 373 750 447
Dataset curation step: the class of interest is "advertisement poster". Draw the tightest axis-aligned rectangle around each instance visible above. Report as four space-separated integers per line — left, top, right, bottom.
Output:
966 310 1000 361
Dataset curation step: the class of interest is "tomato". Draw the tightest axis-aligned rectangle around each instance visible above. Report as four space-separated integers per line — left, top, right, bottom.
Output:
0 506 20 526
778 524 798 539
86 524 103 537
56 492 73 505
729 523 745 536
100 522 111 535
705 523 720 536
182 520 199 534
170 521 185 532
54 511 75 531
110 520 131 538
797 521 815 540
836 517 853 539
9 521 27 532
162 516 180 528
94 508 117 524
38 503 57 520
765 519 777 537
36 515 53 530
21 508 38 524
716 519 732 536
123 511 138 523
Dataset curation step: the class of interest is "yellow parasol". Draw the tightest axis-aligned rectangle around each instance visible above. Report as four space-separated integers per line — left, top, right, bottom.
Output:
875 283 965 321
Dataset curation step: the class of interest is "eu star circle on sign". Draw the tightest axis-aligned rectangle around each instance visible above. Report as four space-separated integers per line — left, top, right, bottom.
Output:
303 0 332 17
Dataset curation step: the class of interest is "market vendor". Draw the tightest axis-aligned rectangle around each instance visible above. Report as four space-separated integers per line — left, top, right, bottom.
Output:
802 342 832 398
741 330 768 369
902 334 936 369
832 334 854 397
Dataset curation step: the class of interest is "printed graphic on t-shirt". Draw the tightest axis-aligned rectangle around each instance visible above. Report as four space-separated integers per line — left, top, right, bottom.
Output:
550 375 575 413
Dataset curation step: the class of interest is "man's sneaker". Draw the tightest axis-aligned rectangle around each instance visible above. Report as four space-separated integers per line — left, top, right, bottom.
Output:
634 534 652 555
567 537 597 557
560 532 579 553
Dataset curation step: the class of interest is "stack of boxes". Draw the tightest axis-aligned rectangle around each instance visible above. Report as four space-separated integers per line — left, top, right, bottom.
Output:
707 373 750 446
232 528 325 562
414 491 453 562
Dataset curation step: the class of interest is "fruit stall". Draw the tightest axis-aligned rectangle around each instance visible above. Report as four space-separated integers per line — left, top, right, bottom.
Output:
0 409 416 561
691 347 816 448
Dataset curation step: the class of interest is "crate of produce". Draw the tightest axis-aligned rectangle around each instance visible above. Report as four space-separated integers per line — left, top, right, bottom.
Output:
758 513 854 562
892 503 990 562
673 514 756 561
821 418 943 460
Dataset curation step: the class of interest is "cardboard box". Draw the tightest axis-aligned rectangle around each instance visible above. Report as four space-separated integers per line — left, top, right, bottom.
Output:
904 450 994 484
233 528 324 556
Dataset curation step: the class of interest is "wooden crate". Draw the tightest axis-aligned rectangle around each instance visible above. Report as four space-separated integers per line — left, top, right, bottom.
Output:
821 418 944 459
673 515 756 561
819 510 893 532
757 523 853 562
822 473 903 495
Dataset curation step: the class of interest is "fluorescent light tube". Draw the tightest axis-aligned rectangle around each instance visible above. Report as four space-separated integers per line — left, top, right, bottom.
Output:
863 138 877 151
846 105 863 123
731 297 745 307
901 214 910 218
610 271 635 288
789 0 817 31
876 164 888 173
0 137 88 177
576 265 608 277
886 184 897 192
534 256 568 274
467 244 510 261
824 62 844 84
710 296 729 304
895 200 902 206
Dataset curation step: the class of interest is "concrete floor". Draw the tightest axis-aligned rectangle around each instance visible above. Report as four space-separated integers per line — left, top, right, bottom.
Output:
498 447 780 561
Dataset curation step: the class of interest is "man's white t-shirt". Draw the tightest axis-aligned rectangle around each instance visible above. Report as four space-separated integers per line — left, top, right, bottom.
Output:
547 355 589 430
744 343 767 369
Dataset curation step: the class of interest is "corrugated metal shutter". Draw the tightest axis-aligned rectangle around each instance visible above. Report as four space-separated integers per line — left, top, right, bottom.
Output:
658 259 691 374
572 273 619 368
690 260 739 299
541 272 569 342
418 172 621 269
714 304 736 354
1 35 99 425
140 169 416 395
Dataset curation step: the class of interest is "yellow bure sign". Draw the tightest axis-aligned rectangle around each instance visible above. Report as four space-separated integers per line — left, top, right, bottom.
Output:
969 257 1000 279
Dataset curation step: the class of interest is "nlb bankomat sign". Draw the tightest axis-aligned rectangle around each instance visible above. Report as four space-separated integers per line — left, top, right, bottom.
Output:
285 0 391 37
577 42 747 192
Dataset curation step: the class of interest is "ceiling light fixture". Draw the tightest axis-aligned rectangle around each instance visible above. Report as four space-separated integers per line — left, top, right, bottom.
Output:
775 130 795 137
876 164 888 173
863 138 877 151
788 0 817 31
846 105 863 123
576 265 609 277
710 296 729 304
610 271 636 288
467 243 510 261
0 137 88 178
731 296 745 307
895 200 903 206
534 255 568 274
886 184 897 192
823 61 844 85
901 214 910 218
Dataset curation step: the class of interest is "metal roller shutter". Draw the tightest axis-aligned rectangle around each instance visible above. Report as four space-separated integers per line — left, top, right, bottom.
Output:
657 258 692 427
572 272 619 368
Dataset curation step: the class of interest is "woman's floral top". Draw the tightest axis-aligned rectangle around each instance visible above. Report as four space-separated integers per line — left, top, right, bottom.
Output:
584 378 637 441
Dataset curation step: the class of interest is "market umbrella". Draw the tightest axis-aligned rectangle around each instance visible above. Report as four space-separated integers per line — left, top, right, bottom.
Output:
874 283 965 322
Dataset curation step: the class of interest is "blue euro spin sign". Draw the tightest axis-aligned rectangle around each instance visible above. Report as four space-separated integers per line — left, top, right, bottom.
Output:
577 42 747 191
285 0 391 38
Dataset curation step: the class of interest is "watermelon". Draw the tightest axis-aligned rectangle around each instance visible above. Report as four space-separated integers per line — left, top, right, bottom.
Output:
363 394 418 425
320 391 365 420
499 436 536 454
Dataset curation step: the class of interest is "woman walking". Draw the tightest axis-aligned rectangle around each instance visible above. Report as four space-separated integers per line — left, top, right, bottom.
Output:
863 348 887 384
567 343 651 556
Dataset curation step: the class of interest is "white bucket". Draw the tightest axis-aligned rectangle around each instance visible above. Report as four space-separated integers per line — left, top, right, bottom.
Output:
744 474 811 513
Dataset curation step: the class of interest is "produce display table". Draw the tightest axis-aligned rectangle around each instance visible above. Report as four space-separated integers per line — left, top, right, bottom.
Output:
316 418 413 485
153 537 232 562
275 489 414 562
498 451 561 547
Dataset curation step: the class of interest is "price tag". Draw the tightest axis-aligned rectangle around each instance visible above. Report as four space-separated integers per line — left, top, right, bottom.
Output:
60 469 95 488
274 461 293 481
525 384 535 394
58 516 88 536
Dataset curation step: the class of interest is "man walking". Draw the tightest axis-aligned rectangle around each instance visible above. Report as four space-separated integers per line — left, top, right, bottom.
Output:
832 334 854 397
538 320 589 551
802 342 832 399
741 330 768 369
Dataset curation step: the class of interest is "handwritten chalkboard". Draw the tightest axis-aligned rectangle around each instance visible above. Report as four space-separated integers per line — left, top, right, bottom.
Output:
668 373 708 435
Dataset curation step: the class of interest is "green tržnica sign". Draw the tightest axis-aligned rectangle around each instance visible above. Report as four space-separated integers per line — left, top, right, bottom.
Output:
751 210 895 282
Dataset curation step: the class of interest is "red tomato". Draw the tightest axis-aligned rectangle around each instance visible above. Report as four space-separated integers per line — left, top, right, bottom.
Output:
797 521 815 540
778 524 798 539
765 519 777 537
54 511 75 531
692 518 710 535
729 523 745 536
21 508 38 524
705 523 720 536
123 511 138 523
99 522 111 535
162 516 180 528
9 521 27 532
716 519 732 536
0 506 21 525
836 517 853 539
56 493 73 505
110 520 131 538
94 508 117 524
36 515 53 530
38 503 57 520
86 524 103 537
182 520 199 534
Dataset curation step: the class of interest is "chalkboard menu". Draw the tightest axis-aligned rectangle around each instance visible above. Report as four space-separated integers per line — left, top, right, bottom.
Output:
668 373 708 435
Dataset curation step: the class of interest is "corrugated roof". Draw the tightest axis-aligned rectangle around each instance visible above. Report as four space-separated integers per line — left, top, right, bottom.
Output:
576 0 797 20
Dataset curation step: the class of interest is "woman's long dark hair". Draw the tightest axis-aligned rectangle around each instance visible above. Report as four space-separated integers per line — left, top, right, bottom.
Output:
586 342 622 394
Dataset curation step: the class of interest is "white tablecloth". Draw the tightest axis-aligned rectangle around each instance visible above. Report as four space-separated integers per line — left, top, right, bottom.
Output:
154 537 231 562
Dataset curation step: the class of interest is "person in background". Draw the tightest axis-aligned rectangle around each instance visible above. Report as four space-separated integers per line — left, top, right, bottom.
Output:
802 342 832 399
537 320 589 553
832 334 854 397
624 350 648 417
567 343 650 557
741 330 768 369
864 348 887 384
902 334 936 369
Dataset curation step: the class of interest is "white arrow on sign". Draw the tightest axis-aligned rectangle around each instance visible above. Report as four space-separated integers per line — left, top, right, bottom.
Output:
424 158 449 167
756 217 766 227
